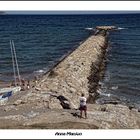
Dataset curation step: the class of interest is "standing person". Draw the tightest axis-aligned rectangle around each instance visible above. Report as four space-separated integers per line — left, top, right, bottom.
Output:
11 81 15 87
27 80 30 90
79 93 87 119
34 76 38 85
21 78 25 90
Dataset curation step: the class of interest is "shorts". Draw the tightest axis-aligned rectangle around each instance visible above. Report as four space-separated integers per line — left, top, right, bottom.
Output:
79 105 87 111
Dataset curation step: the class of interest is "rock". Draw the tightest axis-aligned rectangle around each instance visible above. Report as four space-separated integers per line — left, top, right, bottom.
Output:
1 103 140 129
57 95 71 109
36 99 49 109
4 105 16 112
35 87 41 91
26 111 39 118
13 99 27 106
100 107 106 112
49 98 63 109
96 26 117 30
128 104 135 110
13 100 22 106
3 115 27 122
0 98 8 105
138 108 140 112
33 34 107 108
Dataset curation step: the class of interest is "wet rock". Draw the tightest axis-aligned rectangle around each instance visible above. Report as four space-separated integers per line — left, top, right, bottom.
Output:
48 70 58 78
97 96 121 105
128 104 135 110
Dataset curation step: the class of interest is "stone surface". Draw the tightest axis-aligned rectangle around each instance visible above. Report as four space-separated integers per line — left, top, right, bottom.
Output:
0 104 139 129
49 98 63 109
1 30 138 129
31 34 107 109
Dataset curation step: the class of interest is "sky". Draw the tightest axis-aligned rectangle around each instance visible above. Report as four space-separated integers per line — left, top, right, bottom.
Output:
3 11 140 15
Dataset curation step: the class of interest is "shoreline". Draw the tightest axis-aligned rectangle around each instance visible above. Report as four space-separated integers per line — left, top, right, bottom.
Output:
0 34 90 87
1 26 140 129
0 27 120 107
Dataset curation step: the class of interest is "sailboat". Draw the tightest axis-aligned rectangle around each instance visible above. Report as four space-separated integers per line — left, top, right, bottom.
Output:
0 40 21 101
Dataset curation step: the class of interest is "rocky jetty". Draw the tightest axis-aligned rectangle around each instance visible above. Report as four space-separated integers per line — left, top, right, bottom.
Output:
0 26 140 129
29 28 108 109
8 27 109 111
96 26 117 30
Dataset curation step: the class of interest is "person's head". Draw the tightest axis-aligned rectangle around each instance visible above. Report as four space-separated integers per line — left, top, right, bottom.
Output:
81 93 85 97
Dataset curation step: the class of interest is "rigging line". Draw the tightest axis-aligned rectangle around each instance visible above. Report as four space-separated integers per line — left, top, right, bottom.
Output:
12 40 21 86
10 40 17 86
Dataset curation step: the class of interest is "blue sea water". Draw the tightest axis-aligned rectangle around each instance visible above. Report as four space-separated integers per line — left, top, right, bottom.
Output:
0 14 140 106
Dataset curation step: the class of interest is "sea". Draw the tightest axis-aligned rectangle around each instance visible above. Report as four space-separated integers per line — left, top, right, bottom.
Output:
0 14 140 107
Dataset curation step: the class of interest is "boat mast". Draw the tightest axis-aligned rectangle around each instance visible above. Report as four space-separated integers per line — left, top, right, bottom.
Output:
11 40 21 86
10 40 17 86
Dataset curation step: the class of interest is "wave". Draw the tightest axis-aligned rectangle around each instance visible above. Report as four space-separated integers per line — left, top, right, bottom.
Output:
103 71 111 82
110 86 118 90
33 69 46 74
97 89 111 97
117 27 127 30
85 27 94 31
85 27 127 31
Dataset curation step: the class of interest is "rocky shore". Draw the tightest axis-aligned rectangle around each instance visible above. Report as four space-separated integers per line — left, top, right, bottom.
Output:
0 103 140 129
0 26 140 129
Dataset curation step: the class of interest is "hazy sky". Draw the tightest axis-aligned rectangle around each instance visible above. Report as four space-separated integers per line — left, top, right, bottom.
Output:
4 11 140 15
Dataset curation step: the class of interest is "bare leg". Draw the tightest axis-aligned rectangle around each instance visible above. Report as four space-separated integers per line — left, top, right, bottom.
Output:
80 110 83 118
84 110 87 119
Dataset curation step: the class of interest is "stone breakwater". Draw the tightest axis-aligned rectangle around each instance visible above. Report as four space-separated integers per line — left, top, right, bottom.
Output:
1 27 140 129
30 29 109 109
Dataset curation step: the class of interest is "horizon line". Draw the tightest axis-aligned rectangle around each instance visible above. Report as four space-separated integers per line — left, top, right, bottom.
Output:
1 11 140 15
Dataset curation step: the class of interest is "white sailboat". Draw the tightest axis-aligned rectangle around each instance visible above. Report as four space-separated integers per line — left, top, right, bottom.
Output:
0 40 21 100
